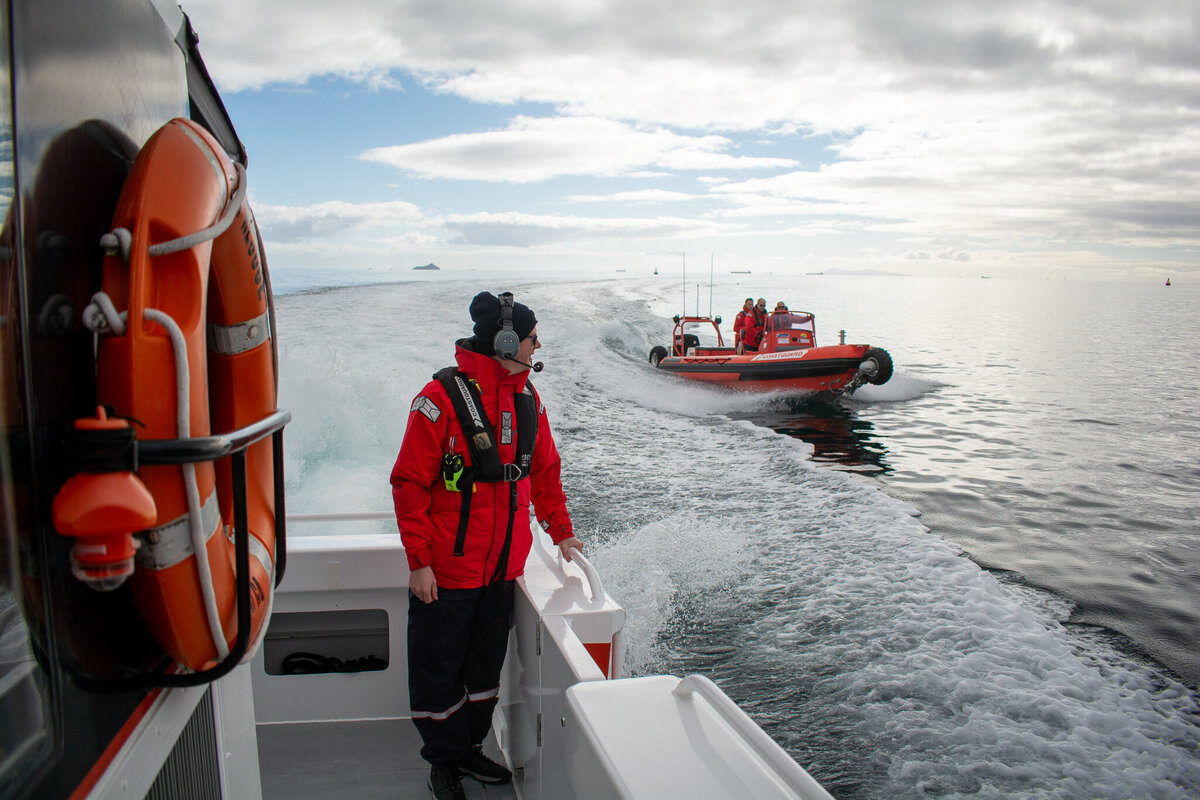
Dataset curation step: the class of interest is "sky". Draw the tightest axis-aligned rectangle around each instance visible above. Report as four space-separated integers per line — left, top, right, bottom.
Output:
179 0 1198 281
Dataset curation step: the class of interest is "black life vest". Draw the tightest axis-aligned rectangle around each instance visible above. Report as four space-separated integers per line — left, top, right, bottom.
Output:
751 307 767 346
433 367 539 579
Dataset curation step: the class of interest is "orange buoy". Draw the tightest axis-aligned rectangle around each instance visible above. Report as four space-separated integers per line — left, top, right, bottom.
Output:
51 407 157 590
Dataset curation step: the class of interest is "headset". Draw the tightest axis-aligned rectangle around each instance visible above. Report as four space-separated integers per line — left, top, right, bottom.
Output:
493 291 544 372
494 292 522 361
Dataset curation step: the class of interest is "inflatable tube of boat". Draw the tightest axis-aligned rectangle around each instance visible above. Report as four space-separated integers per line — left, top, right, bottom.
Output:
88 118 277 671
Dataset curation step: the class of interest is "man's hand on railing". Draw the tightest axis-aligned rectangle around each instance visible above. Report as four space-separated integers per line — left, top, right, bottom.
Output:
557 536 583 562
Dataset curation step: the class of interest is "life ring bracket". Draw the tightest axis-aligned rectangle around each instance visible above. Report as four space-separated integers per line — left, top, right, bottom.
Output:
137 408 291 466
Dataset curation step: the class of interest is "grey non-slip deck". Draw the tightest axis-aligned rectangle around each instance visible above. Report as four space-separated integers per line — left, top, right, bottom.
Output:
257 718 516 800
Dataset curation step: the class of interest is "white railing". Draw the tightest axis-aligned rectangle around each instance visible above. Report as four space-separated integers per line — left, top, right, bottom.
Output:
286 511 395 523
672 674 834 799
566 546 605 603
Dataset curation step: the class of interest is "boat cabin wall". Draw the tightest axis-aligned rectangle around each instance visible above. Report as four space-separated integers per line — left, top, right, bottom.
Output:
250 534 411 723
2 2 197 797
1 1 259 796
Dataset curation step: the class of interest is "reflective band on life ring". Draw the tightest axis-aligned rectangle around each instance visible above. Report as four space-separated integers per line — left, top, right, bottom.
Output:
136 490 221 571
95 118 277 672
208 309 271 356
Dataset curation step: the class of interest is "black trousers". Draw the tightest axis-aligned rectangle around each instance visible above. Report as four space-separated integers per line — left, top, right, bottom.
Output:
407 579 516 764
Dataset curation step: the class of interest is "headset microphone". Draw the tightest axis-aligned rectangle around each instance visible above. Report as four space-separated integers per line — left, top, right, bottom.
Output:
509 357 544 372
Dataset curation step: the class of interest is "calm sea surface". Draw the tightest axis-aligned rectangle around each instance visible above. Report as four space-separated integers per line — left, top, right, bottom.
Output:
275 271 1200 799
734 276 1200 686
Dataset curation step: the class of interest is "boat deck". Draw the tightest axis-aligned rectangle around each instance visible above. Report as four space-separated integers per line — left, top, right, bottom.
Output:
257 718 516 800
246 533 832 800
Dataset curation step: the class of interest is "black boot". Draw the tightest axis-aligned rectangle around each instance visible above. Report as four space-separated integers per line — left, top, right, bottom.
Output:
428 763 466 800
457 746 512 784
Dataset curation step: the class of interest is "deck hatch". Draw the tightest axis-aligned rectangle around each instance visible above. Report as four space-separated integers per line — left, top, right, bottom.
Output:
262 609 390 675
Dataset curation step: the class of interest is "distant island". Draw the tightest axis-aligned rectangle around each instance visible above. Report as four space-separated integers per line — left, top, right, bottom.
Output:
413 262 440 271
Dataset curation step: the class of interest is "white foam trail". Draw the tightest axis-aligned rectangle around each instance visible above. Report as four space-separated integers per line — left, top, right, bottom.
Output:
594 511 754 675
851 372 940 403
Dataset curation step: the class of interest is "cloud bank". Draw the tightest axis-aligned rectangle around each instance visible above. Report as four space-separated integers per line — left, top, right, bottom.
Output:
359 116 798 182
183 0 1200 277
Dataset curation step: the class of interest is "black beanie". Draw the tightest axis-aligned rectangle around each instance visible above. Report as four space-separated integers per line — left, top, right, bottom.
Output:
468 291 538 356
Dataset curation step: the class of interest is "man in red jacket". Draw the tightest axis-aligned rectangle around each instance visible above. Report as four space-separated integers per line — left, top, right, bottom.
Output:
391 291 582 800
743 297 768 352
733 297 753 353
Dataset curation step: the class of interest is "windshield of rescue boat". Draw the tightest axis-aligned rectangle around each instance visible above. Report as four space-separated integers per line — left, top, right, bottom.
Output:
681 320 722 348
768 312 816 350
770 311 814 333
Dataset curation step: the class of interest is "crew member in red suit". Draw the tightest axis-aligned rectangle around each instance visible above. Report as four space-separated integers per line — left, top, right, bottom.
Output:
733 297 753 354
743 297 768 352
391 291 582 800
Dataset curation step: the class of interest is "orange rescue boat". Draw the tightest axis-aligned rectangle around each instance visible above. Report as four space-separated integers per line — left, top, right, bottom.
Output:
649 310 893 397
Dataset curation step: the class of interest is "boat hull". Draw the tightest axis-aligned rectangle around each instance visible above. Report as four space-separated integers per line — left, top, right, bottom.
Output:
656 344 871 394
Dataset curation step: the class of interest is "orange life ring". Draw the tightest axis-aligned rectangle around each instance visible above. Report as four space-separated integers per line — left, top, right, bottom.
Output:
87 118 276 672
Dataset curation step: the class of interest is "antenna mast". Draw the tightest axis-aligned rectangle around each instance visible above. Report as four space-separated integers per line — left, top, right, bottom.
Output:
681 252 686 319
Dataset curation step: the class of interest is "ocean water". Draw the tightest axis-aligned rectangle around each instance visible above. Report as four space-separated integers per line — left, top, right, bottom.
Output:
274 270 1200 799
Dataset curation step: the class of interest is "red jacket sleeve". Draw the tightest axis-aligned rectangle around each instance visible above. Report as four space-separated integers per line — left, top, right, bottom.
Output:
390 387 449 571
528 392 574 544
